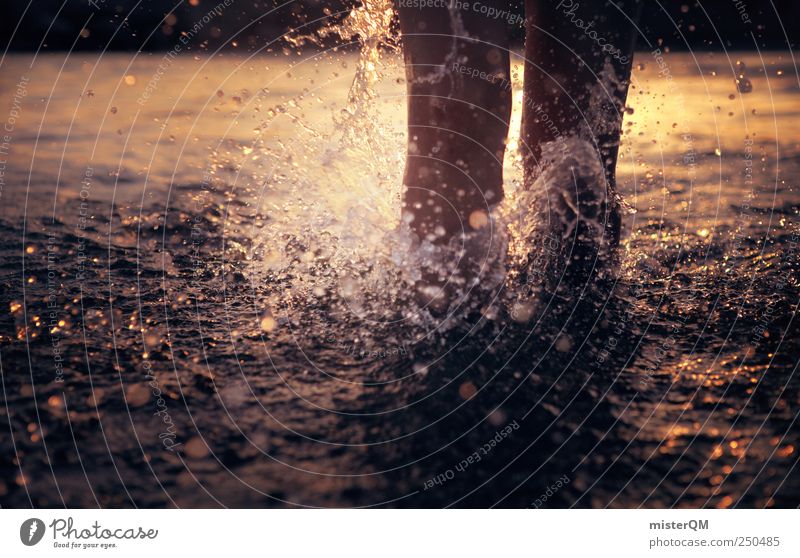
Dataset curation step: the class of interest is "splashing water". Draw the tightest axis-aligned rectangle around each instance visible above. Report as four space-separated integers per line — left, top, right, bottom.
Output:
248 1 414 321
2 2 798 509
243 0 530 331
241 1 630 335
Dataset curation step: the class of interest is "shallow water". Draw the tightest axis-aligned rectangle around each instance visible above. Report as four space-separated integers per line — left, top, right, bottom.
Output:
0 49 799 508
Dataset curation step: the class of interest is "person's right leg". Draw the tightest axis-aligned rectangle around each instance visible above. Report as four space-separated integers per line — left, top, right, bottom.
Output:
396 1 512 244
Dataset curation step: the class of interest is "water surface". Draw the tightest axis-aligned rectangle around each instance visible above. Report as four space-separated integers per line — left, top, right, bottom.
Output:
0 50 799 508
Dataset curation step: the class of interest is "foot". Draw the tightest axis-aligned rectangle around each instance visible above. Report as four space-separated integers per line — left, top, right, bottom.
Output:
508 137 620 320
410 205 506 320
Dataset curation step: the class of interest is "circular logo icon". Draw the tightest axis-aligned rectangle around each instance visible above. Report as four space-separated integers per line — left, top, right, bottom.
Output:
20 518 45 546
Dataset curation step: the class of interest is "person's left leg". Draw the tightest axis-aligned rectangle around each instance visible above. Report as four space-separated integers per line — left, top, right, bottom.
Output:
521 0 641 247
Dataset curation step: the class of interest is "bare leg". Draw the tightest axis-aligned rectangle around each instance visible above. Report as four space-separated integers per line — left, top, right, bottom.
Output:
522 0 641 245
395 1 512 243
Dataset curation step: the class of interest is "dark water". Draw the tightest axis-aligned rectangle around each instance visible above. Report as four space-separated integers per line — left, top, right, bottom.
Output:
1 51 799 508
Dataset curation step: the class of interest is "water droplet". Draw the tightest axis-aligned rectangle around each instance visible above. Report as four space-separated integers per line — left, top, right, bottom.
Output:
736 77 752 93
511 301 535 323
260 313 277 332
468 210 489 230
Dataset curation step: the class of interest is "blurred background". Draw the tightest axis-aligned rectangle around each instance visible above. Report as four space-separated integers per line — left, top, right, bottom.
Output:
3 0 799 52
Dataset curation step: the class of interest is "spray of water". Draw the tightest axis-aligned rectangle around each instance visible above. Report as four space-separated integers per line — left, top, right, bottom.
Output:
234 2 629 337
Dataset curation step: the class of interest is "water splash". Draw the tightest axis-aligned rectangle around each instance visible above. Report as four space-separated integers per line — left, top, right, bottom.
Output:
235 2 686 337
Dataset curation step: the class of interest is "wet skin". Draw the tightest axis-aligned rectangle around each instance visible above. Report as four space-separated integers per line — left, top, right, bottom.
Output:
396 0 641 245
